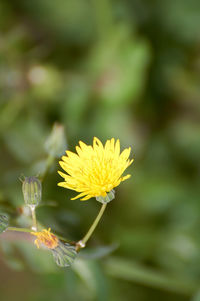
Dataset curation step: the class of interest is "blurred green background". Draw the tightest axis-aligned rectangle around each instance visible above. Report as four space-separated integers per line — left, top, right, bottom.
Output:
0 0 200 300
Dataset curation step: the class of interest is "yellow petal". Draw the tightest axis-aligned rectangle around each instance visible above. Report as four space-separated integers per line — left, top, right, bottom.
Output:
57 137 133 201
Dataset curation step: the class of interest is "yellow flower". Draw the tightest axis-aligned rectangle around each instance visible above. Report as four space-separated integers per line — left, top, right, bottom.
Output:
31 228 59 249
31 228 77 267
58 137 133 201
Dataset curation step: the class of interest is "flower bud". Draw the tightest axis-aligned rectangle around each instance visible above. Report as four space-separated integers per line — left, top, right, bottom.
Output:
45 123 67 158
22 176 42 206
96 189 115 204
51 241 77 267
31 228 77 267
0 214 9 233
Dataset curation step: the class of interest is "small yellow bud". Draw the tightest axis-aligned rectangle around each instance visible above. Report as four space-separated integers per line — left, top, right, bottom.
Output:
31 228 77 267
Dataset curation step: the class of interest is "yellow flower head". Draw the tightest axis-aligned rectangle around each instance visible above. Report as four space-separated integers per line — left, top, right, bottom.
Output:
58 137 133 201
31 228 59 249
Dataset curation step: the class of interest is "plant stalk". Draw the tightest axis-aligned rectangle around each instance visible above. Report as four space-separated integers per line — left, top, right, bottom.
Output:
76 203 107 251
30 205 37 231
7 227 33 233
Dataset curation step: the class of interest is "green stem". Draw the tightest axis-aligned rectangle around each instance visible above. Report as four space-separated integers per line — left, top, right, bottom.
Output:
7 227 71 243
7 227 33 233
77 203 107 250
30 205 37 231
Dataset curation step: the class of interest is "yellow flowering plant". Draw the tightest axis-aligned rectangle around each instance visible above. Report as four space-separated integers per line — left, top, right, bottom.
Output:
0 137 133 267
58 137 133 250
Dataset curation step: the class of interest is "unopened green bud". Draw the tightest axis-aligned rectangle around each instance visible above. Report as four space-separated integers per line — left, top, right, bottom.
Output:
0 214 9 233
45 123 67 158
22 176 42 206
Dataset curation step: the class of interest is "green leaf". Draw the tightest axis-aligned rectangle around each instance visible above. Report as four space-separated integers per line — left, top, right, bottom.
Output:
80 243 119 260
104 257 199 296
